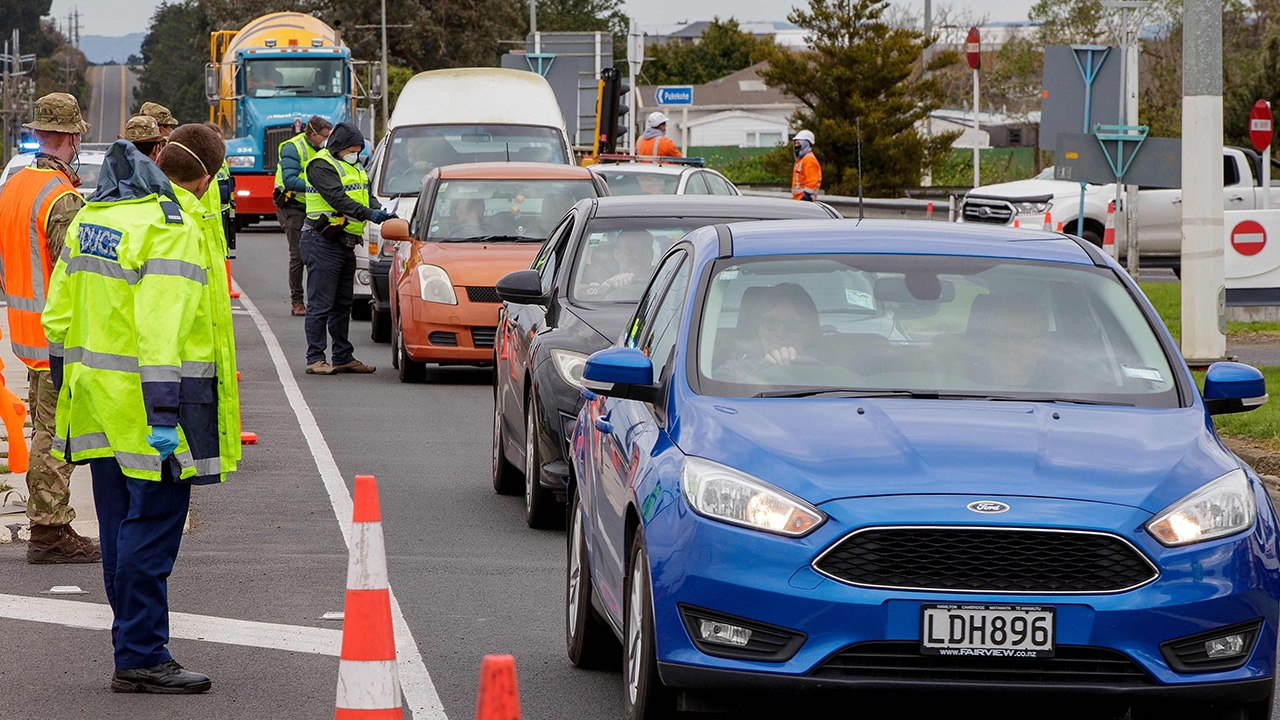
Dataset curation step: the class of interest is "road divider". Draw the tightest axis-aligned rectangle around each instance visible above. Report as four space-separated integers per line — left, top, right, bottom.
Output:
475 654 521 720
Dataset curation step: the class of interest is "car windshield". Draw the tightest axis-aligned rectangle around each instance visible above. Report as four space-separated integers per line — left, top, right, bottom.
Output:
696 254 1178 407
595 170 680 196
380 125 569 196
570 219 711 304
243 59 344 98
4 156 102 190
1034 166 1055 180
424 179 596 242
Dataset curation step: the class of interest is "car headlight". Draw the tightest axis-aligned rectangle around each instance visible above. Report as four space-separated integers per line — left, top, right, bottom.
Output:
416 264 457 305
226 155 255 168
550 349 588 390
1146 469 1256 546
1013 200 1052 214
681 456 824 537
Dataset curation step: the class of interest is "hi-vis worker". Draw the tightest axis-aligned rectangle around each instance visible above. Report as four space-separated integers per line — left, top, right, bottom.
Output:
0 92 101 564
202 122 236 261
43 125 239 694
791 129 821 201
636 111 682 160
275 115 333 316
301 122 393 375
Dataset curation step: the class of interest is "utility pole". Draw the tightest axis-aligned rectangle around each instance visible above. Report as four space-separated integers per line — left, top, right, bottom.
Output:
530 0 537 36
1102 1 1151 276
1180 0 1225 361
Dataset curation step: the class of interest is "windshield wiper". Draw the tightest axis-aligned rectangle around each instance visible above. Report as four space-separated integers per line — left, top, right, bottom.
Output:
471 234 544 243
754 388 940 399
973 395 1135 406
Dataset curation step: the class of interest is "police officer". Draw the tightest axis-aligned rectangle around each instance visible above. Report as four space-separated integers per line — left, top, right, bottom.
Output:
301 122 392 375
120 115 165 161
0 92 100 564
791 129 822 201
43 125 239 693
275 116 332 316
138 101 178 138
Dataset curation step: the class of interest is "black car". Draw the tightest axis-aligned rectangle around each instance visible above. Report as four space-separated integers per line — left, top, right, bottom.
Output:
491 195 841 527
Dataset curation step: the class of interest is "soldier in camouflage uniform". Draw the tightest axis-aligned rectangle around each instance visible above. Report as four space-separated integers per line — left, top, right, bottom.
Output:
138 102 178 138
119 115 165 161
0 93 100 563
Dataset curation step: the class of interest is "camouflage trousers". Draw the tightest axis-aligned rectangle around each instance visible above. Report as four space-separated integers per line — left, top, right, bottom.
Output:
25 367 75 526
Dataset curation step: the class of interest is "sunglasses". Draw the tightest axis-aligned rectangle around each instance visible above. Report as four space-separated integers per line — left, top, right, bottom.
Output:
758 315 807 333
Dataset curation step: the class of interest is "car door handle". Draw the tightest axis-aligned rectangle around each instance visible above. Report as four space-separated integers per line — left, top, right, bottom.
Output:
1230 195 1245 202
1171 197 1181 205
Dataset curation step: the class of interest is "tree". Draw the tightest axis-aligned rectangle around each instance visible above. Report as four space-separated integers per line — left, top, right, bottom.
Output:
758 0 959 194
0 0 50 49
135 1 213 125
639 19 773 86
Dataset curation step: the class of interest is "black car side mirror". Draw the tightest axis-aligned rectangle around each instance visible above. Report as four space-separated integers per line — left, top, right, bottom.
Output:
496 269 548 306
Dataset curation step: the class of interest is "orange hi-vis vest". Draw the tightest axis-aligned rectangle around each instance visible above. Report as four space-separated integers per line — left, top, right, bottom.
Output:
0 167 78 369
792 152 822 200
636 135 681 160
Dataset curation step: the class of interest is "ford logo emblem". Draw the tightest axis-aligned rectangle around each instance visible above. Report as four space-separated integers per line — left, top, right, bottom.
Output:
967 500 1010 514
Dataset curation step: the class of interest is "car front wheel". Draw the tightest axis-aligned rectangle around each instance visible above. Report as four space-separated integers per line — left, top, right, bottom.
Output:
624 529 675 720
396 327 426 383
524 396 560 529
492 390 521 495
566 490 618 668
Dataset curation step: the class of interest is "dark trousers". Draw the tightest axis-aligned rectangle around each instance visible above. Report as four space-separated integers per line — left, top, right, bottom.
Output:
90 457 191 670
300 230 356 365
276 204 306 304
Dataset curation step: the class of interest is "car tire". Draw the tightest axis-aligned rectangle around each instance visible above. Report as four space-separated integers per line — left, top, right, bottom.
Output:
370 305 391 343
566 490 619 669
390 320 400 369
524 394 561 529
492 389 522 495
351 300 371 321
624 529 675 720
396 328 426 383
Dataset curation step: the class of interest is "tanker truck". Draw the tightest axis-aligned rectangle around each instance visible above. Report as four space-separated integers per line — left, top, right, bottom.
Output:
206 12 380 226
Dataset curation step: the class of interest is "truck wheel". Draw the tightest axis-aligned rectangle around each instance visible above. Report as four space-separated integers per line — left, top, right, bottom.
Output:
351 300 371 321
1081 229 1102 246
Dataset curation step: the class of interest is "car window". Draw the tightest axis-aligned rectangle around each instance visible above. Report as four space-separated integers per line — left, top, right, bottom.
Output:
379 125 569 196
705 173 734 196
642 256 691 381
695 254 1178 407
571 218 701 304
683 173 711 195
424 179 596 242
625 252 686 348
410 181 434 237
596 170 680 196
1225 155 1241 186
534 215 575 295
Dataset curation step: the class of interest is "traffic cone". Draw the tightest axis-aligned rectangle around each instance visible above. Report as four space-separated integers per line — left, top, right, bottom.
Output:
335 475 402 720
1102 200 1117 257
926 201 934 221
1043 211 1053 231
475 654 520 720
1013 218 1020 228
236 372 257 445
1056 221 1064 232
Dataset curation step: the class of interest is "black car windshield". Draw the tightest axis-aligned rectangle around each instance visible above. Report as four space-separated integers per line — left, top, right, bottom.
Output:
243 59 344 98
594 171 680 196
570 218 725 304
380 125 569 196
424 179 596 242
696 254 1178 407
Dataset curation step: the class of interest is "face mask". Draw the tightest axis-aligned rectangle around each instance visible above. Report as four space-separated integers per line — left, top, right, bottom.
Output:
342 152 359 164
793 144 802 159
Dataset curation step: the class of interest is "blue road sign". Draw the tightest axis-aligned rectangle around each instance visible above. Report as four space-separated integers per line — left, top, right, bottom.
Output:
655 86 694 106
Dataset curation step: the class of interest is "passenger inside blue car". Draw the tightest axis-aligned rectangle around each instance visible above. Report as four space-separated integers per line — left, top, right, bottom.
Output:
717 282 826 381
962 293 1057 388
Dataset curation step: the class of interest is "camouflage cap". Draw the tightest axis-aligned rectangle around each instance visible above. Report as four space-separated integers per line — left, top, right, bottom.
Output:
120 115 163 143
139 101 178 127
23 93 91 134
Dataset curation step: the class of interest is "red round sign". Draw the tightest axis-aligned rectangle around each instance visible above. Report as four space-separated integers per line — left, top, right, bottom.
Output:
1251 99 1273 152
966 27 981 70
1232 220 1267 256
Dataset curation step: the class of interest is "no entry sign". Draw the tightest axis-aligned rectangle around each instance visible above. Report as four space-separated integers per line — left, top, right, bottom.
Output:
1232 219 1267 256
1251 100 1273 152
966 27 981 70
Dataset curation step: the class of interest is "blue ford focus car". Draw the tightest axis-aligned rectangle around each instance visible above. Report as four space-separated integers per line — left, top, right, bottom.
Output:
565 220 1280 719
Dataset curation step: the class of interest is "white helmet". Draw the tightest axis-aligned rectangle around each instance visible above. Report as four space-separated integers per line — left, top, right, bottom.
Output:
794 129 815 144
646 111 669 129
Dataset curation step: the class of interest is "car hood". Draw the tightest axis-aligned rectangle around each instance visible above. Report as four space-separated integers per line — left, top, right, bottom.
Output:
671 396 1237 513
416 242 541 286
566 302 639 345
967 179 1110 200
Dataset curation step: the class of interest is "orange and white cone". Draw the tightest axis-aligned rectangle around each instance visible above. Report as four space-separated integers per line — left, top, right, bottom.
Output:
1056 221 1064 232
1013 218 1021 228
1043 211 1053 231
475 654 521 720
926 201 934 221
226 259 240 299
236 372 257 445
1102 200 1117 257
335 475 402 720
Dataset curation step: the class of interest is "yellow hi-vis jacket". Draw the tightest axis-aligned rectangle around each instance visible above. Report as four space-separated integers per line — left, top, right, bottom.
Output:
43 182 240 483
305 148 370 238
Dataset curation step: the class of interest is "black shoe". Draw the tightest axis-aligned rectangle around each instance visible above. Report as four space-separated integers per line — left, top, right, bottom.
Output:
112 660 212 694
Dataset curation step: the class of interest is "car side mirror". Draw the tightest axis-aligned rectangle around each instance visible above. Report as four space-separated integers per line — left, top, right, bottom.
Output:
380 218 410 242
1203 362 1268 415
583 347 661 404
495 270 548 306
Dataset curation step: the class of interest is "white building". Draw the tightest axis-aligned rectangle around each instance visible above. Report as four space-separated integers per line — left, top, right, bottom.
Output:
636 62 797 149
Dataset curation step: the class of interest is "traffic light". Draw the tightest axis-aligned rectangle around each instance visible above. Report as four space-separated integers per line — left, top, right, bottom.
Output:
594 67 630 155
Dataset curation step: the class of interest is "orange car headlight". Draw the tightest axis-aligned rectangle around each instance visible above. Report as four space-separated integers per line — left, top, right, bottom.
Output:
416 264 457 305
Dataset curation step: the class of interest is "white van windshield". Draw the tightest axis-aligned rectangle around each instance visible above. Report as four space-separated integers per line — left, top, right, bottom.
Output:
379 125 568 196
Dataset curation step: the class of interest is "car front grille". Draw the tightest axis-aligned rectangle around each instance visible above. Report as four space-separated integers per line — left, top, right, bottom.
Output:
961 198 1016 225
262 126 295 173
813 527 1157 594
471 327 496 348
466 286 502 304
813 642 1153 687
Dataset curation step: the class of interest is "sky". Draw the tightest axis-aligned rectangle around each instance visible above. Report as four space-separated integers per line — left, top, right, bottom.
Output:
47 0 1039 39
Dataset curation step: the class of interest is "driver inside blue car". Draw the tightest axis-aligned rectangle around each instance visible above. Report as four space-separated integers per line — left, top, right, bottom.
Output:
718 282 823 381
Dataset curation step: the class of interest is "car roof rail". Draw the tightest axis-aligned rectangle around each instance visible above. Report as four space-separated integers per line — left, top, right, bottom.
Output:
592 153 706 168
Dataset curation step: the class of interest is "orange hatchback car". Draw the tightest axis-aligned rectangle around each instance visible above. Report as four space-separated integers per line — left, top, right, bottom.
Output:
380 162 605 382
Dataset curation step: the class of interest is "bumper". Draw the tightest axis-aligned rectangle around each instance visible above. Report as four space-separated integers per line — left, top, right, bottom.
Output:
231 173 276 217
643 492 1280 697
532 361 587 499
400 291 499 363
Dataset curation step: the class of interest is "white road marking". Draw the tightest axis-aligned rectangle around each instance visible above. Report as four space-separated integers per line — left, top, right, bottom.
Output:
236 282 448 719
0 593 343 656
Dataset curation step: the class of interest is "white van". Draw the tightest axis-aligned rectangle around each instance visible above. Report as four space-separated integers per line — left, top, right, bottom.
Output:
358 68 572 338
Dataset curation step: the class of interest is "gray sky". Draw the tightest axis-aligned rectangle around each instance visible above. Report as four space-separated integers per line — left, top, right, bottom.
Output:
47 0 1037 39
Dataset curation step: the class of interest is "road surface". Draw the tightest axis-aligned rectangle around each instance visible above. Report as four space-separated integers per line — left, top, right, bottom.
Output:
85 65 139 144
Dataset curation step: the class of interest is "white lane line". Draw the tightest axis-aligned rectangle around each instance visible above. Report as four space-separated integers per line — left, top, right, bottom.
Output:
235 282 448 720
0 593 343 656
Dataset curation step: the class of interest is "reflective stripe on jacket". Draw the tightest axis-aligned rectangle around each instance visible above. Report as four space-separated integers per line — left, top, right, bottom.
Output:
204 161 234 254
792 152 822 200
274 134 312 200
304 148 370 238
636 135 681 160
0 167 78 369
42 188 241 483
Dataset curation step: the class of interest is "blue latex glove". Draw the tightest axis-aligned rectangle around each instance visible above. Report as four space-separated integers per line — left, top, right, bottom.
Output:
146 426 180 460
369 209 396 224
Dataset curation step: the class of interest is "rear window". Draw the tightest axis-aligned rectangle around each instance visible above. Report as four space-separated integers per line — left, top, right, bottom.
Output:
379 125 568 196
595 171 680 196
